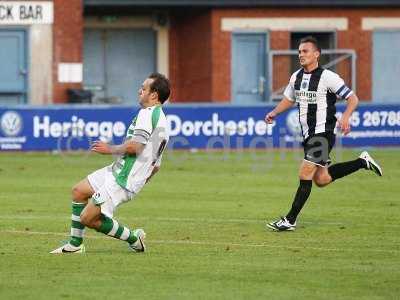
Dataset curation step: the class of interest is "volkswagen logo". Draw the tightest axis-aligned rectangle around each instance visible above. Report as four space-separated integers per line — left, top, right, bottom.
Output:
0 111 23 137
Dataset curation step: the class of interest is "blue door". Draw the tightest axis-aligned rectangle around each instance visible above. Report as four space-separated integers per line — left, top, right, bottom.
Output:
232 33 267 104
84 29 156 104
373 31 400 102
0 30 27 104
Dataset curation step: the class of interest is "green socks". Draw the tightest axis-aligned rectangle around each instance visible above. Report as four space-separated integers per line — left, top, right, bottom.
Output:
70 204 137 246
70 202 86 247
97 214 137 244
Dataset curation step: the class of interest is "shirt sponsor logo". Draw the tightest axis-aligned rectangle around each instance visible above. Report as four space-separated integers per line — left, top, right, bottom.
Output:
295 90 317 104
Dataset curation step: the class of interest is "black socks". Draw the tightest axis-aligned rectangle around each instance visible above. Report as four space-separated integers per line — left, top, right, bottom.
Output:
286 180 312 224
285 159 367 224
328 158 367 182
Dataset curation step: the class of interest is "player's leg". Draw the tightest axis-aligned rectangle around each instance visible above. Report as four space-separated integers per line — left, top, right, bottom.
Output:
307 132 335 188
79 200 102 229
313 166 332 187
313 150 382 188
85 208 146 252
49 179 94 254
326 152 382 183
50 167 108 254
268 134 331 231
285 160 317 224
72 179 94 202
69 179 95 247
285 133 333 223
267 160 317 231
81 177 146 252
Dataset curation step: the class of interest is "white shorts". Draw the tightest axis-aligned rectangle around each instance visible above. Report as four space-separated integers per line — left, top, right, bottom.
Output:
87 165 135 218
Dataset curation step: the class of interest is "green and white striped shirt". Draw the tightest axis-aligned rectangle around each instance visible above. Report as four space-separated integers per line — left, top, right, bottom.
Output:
112 105 168 193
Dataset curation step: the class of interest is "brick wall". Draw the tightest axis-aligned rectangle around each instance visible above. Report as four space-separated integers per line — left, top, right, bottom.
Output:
52 0 83 103
169 11 212 102
50 4 399 103
270 31 291 100
210 10 230 103
203 7 400 102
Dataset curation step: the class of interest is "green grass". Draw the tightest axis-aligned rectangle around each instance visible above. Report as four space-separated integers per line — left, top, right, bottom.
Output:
0 149 399 300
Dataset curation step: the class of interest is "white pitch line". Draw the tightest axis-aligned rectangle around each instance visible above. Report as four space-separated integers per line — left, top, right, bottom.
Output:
0 214 400 228
1 229 399 255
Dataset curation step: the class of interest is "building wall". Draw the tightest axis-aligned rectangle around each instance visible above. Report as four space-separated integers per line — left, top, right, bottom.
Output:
270 31 291 100
30 24 53 105
21 2 400 104
52 0 83 103
169 11 212 102
49 4 400 104
0 0 54 105
207 8 400 102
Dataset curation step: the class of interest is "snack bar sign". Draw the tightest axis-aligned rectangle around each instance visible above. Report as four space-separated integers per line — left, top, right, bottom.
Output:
0 1 53 24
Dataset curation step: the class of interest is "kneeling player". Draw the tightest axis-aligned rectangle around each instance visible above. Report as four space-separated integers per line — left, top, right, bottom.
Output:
51 73 170 253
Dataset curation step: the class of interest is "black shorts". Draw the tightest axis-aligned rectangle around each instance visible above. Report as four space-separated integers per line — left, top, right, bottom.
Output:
303 132 336 167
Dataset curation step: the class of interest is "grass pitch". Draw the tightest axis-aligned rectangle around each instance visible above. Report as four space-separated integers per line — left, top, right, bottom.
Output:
0 149 399 299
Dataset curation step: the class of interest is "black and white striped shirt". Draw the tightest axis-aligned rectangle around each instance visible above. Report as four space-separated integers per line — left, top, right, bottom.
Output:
284 67 353 139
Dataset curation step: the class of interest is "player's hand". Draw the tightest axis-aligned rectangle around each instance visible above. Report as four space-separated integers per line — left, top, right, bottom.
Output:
91 140 112 154
339 114 351 135
265 111 277 124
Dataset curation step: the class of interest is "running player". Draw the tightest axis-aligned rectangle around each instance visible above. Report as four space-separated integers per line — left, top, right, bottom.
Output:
265 37 382 231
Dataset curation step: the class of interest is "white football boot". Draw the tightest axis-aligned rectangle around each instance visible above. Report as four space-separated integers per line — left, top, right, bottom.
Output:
128 229 146 253
359 151 383 176
267 217 296 231
50 243 85 254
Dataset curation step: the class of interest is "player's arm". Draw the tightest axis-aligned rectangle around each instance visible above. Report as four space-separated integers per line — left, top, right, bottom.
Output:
92 108 153 155
265 74 296 124
328 72 359 135
339 93 359 135
91 140 145 155
265 97 295 123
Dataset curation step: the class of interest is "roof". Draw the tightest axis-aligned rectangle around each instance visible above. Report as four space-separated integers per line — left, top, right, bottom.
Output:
84 0 400 7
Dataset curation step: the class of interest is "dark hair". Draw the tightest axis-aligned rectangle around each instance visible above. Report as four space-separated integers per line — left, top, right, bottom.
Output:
148 72 171 104
299 36 321 53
